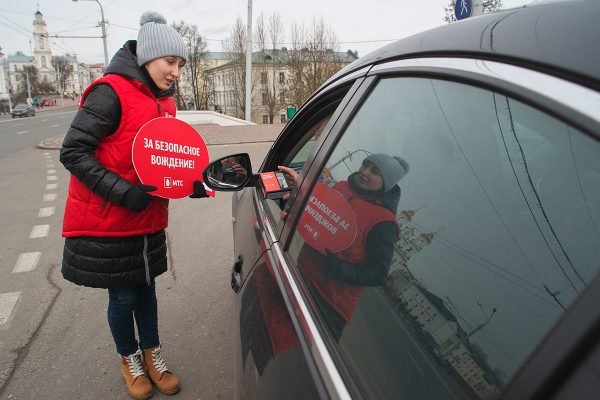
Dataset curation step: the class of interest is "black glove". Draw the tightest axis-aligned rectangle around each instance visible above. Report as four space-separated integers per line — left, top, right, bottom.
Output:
189 180 209 199
122 184 157 212
323 248 340 279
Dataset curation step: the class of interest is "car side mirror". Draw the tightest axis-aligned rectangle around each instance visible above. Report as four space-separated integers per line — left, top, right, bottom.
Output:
202 153 258 191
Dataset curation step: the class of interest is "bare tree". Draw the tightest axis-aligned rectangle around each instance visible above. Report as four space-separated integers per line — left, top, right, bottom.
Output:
255 12 286 123
221 17 251 119
284 17 342 108
444 0 504 23
52 57 74 95
171 21 208 110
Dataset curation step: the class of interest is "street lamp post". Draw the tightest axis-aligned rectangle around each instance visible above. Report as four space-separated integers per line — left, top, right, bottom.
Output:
244 0 252 122
72 0 109 66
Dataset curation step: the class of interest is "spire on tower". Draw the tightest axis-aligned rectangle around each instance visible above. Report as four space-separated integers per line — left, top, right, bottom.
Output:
400 204 425 221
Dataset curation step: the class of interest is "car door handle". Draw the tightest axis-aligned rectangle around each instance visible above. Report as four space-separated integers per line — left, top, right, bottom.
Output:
231 256 243 293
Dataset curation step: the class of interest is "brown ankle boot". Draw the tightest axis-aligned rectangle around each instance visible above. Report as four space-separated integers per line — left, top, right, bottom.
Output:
142 345 181 395
121 349 153 400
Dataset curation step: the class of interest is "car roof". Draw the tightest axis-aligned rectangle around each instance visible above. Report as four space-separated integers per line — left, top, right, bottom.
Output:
328 0 599 91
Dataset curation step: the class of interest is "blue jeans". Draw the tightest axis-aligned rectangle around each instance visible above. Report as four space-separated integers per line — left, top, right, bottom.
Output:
107 282 159 356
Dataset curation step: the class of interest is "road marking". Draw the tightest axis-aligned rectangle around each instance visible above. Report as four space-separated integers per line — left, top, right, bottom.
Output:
43 152 50 156
43 193 57 202
0 292 20 325
50 124 59 128
46 183 58 190
12 252 41 273
16 131 30 135
30 224 50 238
47 169 56 174
47 176 57 181
15 123 23 126
39 206 55 217
0 110 75 124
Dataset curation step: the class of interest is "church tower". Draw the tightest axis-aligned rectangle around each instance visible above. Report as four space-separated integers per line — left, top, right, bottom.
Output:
33 11 55 83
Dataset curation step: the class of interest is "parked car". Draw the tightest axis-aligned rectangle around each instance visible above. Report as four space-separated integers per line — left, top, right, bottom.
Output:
11 103 35 118
203 1 600 399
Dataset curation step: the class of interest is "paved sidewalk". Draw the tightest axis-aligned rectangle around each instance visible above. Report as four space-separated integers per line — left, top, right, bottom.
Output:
37 122 285 150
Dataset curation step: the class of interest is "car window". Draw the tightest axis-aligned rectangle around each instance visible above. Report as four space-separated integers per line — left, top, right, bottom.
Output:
286 77 600 399
261 91 349 234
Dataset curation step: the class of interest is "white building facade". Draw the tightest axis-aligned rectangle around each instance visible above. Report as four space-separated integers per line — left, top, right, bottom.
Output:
1 10 100 105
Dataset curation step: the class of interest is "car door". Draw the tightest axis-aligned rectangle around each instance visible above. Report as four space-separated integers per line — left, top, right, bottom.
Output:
232 70 372 399
268 58 600 399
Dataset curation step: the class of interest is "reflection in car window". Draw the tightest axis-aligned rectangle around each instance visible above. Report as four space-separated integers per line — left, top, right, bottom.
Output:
287 77 600 399
262 113 336 231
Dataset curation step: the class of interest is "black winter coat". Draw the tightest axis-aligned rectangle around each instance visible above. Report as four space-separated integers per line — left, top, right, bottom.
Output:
60 41 173 288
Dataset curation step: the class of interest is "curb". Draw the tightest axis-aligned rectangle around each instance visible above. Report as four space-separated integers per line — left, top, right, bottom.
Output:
36 131 281 150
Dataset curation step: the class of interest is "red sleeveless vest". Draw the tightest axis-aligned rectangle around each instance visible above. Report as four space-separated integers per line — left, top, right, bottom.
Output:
298 181 398 322
62 74 175 237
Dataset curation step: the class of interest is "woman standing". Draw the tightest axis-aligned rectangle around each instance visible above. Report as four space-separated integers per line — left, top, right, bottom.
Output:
60 11 206 399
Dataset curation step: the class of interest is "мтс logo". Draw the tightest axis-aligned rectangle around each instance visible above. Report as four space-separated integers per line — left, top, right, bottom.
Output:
164 177 172 188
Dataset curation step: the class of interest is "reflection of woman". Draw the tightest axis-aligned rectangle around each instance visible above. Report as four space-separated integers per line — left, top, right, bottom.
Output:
281 154 409 339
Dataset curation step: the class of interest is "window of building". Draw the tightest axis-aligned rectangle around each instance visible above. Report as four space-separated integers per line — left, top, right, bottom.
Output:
262 115 269 124
261 72 267 84
262 92 268 105
280 114 286 123
279 72 285 84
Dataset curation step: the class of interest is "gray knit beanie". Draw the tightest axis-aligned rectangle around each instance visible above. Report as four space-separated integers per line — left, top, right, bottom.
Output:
364 153 410 192
136 11 188 66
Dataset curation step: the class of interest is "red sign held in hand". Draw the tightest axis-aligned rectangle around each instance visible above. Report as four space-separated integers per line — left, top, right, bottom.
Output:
132 117 213 199
298 182 357 254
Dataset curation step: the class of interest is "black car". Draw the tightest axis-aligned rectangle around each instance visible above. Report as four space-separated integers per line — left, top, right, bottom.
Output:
11 104 35 118
203 1 600 399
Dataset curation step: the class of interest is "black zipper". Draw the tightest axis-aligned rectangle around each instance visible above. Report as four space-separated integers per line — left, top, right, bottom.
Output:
143 234 151 285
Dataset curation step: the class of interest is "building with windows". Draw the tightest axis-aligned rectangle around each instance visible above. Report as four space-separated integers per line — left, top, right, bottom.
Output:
33 10 54 84
1 10 99 105
205 48 358 124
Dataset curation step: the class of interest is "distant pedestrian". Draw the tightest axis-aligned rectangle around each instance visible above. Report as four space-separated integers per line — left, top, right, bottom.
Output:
59 10 208 399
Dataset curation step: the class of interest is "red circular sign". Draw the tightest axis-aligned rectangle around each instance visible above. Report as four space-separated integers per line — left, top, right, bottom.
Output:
132 117 210 199
298 182 357 254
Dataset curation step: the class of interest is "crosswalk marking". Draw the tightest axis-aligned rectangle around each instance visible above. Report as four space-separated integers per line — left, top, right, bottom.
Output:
47 176 57 181
0 292 21 325
38 207 55 217
43 193 57 202
47 169 56 174
12 252 41 273
46 183 58 190
29 225 50 238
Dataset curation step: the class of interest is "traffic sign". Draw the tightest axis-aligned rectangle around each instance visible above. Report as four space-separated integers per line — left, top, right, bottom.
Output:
455 0 473 20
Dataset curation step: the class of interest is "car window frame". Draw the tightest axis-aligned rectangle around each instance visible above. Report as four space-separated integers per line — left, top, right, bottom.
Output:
243 72 373 400
256 73 371 243
276 58 600 399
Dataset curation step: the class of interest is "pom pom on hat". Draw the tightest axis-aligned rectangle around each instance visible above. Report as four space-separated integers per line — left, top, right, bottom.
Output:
140 11 167 26
364 153 410 192
136 11 188 66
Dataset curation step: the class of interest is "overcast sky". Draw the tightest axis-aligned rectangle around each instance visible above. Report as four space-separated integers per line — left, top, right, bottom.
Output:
1 0 530 64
